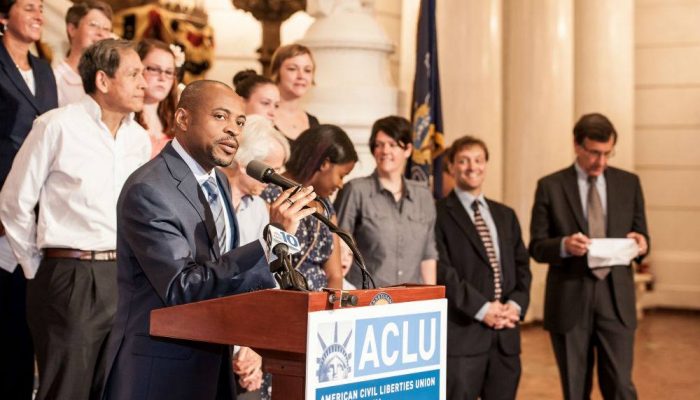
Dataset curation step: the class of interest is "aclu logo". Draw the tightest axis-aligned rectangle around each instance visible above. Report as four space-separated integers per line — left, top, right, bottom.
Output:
316 321 354 383
354 312 440 377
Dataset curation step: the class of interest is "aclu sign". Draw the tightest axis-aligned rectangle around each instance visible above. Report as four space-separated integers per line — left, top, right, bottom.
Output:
306 299 447 400
354 312 440 376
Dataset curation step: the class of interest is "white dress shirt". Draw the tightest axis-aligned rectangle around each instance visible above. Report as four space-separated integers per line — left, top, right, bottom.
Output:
171 139 233 252
53 60 86 107
0 96 151 278
235 194 269 246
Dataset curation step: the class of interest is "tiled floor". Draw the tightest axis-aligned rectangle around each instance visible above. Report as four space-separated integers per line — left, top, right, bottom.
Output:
518 309 700 399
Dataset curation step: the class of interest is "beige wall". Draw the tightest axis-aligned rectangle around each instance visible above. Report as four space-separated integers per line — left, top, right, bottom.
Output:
394 0 700 313
635 0 700 308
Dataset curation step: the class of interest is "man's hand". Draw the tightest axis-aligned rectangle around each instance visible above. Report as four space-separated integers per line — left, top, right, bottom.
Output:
627 231 648 256
564 232 591 257
482 301 506 329
498 303 521 329
233 347 263 391
269 186 317 234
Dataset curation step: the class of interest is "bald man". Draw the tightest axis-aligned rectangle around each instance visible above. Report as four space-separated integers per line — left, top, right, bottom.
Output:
99 81 317 400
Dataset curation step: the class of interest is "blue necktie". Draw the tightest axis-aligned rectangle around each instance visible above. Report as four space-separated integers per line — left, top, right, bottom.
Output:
203 177 227 253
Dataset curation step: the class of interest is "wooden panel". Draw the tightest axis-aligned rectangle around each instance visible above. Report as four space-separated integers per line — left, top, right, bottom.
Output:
635 128 700 166
647 251 700 286
638 169 700 208
150 289 312 354
150 285 445 352
646 209 700 251
636 46 700 86
635 87 700 126
636 3 700 46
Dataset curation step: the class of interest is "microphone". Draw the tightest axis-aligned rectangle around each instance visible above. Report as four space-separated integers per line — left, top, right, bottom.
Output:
247 160 299 191
263 223 308 290
248 161 376 290
264 223 301 267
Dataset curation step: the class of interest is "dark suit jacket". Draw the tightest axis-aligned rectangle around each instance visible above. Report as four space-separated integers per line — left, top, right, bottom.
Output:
101 143 276 400
529 165 649 334
436 191 532 356
0 42 57 187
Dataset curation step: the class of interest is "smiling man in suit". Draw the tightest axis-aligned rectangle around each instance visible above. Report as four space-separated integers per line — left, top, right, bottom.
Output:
529 113 649 400
436 135 532 400
100 80 317 400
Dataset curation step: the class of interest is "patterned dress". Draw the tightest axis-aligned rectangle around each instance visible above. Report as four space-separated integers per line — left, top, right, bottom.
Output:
260 184 335 290
259 184 335 399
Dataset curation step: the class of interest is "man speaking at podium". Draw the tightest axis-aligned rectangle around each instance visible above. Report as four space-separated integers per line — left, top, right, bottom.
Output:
99 80 317 400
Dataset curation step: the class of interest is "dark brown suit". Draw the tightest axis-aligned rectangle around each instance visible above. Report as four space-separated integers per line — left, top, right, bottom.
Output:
529 165 649 400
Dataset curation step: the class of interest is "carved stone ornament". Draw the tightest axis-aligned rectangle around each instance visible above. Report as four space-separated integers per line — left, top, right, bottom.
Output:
231 0 307 75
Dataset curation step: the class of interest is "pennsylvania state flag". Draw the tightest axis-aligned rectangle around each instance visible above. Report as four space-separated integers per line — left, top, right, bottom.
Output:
408 0 445 198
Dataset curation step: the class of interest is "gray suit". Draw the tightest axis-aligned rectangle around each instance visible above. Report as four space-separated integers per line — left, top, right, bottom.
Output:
100 142 276 400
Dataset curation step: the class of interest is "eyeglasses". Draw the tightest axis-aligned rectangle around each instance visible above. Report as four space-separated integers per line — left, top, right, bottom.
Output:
87 20 112 34
144 65 176 79
579 143 615 159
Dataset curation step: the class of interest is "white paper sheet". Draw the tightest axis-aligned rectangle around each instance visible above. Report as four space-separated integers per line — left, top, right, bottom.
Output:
587 238 639 268
0 236 18 273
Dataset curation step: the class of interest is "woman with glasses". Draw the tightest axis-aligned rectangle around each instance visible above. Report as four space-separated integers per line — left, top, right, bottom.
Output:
54 0 113 106
334 116 438 288
135 38 181 158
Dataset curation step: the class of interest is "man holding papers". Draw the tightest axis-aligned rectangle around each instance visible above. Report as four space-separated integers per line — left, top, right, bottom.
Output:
529 113 649 400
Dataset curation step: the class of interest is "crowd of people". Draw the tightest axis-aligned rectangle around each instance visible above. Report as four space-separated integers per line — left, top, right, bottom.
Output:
0 1 650 400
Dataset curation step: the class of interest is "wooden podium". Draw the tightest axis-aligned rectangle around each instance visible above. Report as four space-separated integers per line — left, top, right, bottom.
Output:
150 285 445 400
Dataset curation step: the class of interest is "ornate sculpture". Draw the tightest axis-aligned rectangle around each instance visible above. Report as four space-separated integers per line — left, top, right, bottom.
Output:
232 0 306 75
100 0 212 82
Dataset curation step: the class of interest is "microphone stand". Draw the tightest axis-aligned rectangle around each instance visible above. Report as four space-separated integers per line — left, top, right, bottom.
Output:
270 245 309 291
310 209 376 290
249 161 376 289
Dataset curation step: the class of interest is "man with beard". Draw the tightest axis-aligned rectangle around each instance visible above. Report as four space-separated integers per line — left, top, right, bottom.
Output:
100 80 317 400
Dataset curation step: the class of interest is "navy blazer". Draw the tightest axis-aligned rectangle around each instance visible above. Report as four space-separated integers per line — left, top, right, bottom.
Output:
0 41 57 187
101 143 276 400
436 191 532 357
529 165 649 333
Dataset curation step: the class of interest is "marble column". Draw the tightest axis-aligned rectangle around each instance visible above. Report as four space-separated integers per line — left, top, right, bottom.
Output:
575 0 635 170
504 0 575 320
436 0 504 199
299 0 399 178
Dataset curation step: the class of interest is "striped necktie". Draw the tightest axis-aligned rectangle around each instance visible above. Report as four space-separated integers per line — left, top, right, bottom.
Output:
587 176 609 279
203 177 227 253
471 200 502 301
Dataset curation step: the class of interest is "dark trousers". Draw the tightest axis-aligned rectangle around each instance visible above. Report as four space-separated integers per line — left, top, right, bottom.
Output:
446 333 521 400
0 267 34 400
27 258 118 400
550 276 637 400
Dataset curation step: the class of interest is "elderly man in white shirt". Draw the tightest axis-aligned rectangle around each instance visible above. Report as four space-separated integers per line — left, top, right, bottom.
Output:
0 39 150 400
